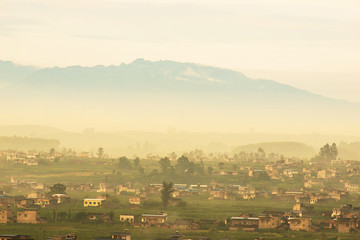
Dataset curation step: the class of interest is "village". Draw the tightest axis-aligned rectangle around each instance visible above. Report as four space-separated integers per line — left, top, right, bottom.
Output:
1 144 360 240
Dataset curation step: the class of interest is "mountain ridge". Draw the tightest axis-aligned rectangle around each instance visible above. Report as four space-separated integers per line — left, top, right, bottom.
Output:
0 59 359 135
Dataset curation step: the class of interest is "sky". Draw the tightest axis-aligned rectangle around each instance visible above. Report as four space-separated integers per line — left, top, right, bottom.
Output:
1 0 360 102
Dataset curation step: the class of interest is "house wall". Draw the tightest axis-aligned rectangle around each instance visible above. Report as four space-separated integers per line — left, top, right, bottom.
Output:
17 210 38 224
259 216 281 229
0 209 13 223
83 199 103 207
337 220 358 233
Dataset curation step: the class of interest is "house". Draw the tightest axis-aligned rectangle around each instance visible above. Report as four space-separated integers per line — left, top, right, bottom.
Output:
230 216 259 231
117 186 136 195
258 212 282 229
111 231 131 240
345 183 360 193
171 219 200 230
295 196 310 204
141 213 167 227
88 213 111 222
242 192 256 200
98 182 115 193
283 169 298 178
128 197 141 205
336 218 359 233
119 215 135 224
0 208 15 223
27 192 44 199
293 203 310 212
52 194 71 204
46 233 77 240
317 169 336 179
80 184 92 192
17 209 39 224
83 199 104 207
51 194 66 203
331 204 357 219
169 232 183 240
15 199 35 208
304 179 323 188
34 198 51 208
288 216 316 232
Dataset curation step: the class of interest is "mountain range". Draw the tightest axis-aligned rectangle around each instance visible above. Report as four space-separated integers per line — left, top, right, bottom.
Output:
0 59 359 135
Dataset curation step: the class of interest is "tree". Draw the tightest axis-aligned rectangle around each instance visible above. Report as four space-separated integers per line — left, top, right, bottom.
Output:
232 164 238 171
208 166 214 175
317 143 338 162
256 147 266 160
218 162 224 170
97 147 104 158
134 157 140 168
50 148 55 157
50 183 66 194
176 156 195 174
159 157 172 174
118 156 132 169
54 157 60 163
74 211 88 223
108 210 114 221
161 181 174 207
57 211 67 222
138 167 145 175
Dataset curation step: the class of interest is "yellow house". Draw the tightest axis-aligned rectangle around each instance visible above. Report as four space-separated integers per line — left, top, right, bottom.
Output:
83 198 104 207
34 198 50 207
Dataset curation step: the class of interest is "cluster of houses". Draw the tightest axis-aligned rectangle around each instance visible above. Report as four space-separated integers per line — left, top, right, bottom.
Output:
0 150 61 166
230 203 360 233
0 208 44 224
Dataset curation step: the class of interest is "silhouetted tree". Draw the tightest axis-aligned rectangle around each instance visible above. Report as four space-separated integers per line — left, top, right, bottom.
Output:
208 166 214 175
50 148 55 156
159 157 172 174
161 181 174 207
134 157 140 168
218 162 224 170
118 156 132 169
50 183 66 194
314 143 338 162
97 147 104 158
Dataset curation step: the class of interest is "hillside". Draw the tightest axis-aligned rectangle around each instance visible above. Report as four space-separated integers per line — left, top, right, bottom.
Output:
0 136 60 152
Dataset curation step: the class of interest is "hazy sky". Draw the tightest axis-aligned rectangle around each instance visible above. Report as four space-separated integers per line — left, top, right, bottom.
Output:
1 0 360 102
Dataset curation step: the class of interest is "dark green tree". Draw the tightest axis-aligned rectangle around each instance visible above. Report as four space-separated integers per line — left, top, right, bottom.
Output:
58 211 67 222
161 181 174 207
50 183 66 194
176 156 195 174
318 143 338 162
134 157 140 168
208 166 214 175
74 211 88 223
108 210 114 221
50 148 55 156
118 156 132 169
97 147 104 158
256 147 266 160
218 162 224 170
159 157 172 174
